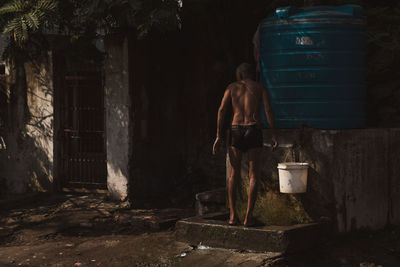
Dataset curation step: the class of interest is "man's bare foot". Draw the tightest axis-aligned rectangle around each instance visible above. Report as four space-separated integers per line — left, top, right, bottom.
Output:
229 214 239 226
243 216 255 227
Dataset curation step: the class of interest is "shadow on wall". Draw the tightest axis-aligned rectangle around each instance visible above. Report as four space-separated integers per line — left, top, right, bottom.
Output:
105 101 130 201
0 54 55 196
104 36 131 201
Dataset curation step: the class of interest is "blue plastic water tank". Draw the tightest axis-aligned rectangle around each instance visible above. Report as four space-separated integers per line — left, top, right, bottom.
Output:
259 5 366 129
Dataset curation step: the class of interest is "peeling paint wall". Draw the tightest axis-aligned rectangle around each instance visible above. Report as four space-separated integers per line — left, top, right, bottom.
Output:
0 52 55 195
25 52 55 191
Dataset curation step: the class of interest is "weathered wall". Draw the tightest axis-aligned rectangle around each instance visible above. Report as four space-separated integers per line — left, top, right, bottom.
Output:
69 0 400 208
100 31 229 207
104 37 130 201
24 53 55 191
124 0 270 207
0 52 55 194
127 36 185 207
230 128 400 232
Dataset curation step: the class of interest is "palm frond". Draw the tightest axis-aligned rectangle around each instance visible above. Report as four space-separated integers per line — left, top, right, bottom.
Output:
20 16 28 42
0 0 26 15
3 16 22 34
36 0 57 15
23 13 39 30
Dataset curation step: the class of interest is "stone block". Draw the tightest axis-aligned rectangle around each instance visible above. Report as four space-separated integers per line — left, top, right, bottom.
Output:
175 212 331 253
195 188 227 216
228 129 399 232
195 188 226 203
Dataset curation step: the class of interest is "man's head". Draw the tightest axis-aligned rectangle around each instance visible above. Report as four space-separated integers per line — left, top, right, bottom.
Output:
236 63 255 81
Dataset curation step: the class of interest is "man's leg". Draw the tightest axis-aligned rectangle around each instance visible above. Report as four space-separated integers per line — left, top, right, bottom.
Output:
244 147 262 226
228 146 242 224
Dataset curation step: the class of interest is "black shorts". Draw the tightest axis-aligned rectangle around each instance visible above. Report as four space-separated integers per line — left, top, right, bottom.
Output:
229 125 263 152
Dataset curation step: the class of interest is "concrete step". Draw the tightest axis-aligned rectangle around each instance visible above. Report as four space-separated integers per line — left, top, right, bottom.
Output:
175 212 332 254
195 188 227 216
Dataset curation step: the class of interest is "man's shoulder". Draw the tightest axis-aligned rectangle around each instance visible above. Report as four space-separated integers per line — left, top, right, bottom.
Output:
251 80 266 91
228 81 240 88
248 79 263 87
226 82 240 91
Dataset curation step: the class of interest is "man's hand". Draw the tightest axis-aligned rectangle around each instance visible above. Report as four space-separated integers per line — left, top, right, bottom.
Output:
213 137 222 155
271 136 278 152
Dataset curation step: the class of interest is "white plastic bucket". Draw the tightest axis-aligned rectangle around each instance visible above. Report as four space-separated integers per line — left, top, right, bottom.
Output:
277 162 309 193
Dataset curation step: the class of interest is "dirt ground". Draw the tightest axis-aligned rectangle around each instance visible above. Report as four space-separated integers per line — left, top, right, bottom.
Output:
0 193 400 267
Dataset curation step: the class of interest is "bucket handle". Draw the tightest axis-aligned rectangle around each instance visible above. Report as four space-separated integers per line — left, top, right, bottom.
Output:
263 143 295 162
282 148 292 163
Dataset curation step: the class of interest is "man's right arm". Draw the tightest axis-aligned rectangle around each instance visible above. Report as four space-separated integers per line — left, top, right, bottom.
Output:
261 85 278 149
262 85 275 131
213 85 232 155
216 86 232 138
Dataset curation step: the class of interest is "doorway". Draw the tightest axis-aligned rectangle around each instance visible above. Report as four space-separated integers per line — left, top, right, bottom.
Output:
57 56 107 189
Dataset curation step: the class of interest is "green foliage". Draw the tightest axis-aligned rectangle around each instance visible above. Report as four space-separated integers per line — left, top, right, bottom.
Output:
0 0 181 55
58 0 181 40
0 0 57 45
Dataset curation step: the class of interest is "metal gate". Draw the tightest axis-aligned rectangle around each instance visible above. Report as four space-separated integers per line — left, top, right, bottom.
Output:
60 71 107 189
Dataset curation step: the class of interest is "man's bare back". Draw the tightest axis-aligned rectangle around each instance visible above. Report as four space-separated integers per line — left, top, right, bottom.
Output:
213 76 275 150
229 79 263 126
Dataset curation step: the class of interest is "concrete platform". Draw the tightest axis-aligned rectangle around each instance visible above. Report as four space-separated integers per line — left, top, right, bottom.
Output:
175 212 331 253
195 188 227 216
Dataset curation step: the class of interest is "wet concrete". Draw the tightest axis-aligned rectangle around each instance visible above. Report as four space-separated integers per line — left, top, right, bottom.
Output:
0 193 399 266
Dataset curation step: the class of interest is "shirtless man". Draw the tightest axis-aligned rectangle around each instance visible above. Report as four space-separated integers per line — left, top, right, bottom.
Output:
212 63 277 227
